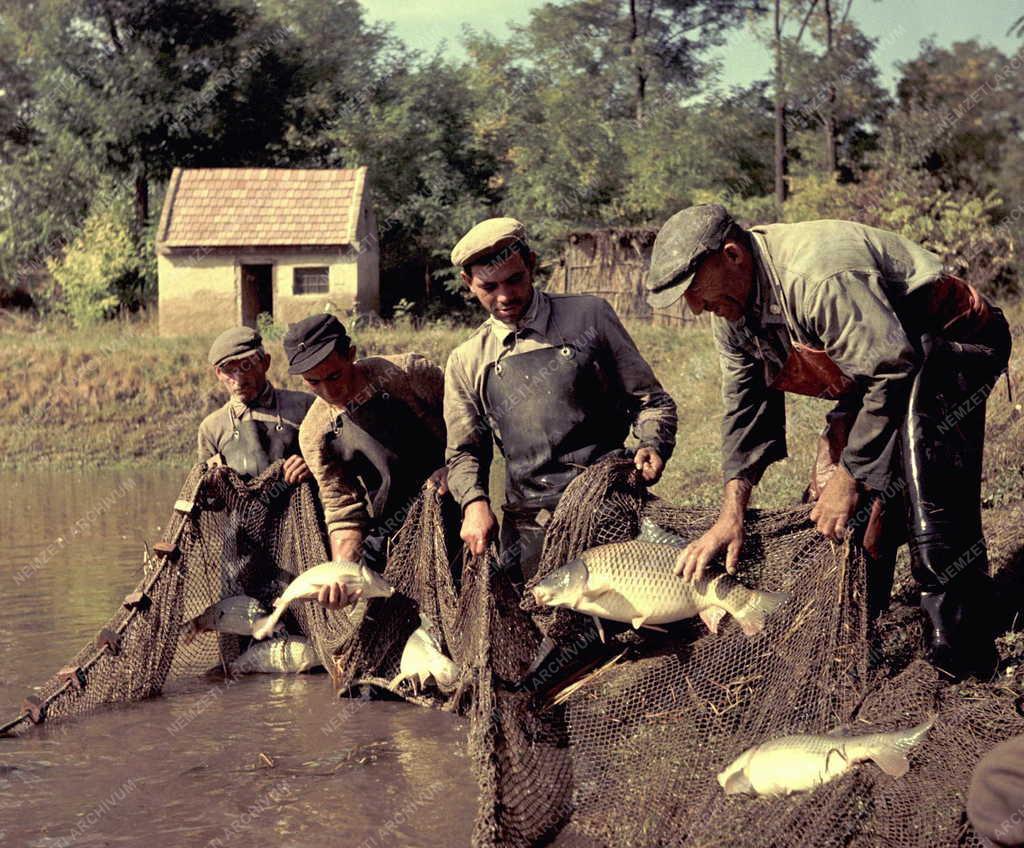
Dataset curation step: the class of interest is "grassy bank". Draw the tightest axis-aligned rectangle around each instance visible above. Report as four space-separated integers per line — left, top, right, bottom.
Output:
1 304 1021 512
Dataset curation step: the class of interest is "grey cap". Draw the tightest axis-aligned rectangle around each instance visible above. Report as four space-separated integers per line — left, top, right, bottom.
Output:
646 204 735 309
208 327 264 367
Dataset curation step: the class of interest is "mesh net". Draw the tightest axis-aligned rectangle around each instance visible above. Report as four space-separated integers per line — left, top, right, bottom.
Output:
4 458 1023 848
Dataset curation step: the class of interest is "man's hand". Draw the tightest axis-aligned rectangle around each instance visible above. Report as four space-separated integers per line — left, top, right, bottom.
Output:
316 582 361 610
461 499 497 556
634 447 664 486
809 464 859 540
426 466 449 496
282 455 312 485
675 477 752 582
676 517 745 582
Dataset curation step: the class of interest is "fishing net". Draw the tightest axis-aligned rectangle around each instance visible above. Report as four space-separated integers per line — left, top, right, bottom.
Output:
4 456 1023 848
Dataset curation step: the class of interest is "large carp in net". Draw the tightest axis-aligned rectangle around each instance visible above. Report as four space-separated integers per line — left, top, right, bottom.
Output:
3 458 1023 848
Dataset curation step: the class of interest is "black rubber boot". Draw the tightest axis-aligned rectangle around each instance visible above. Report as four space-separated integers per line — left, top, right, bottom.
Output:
918 576 998 681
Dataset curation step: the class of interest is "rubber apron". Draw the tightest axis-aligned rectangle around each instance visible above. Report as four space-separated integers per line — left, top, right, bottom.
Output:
220 396 296 478
324 391 444 571
483 336 628 583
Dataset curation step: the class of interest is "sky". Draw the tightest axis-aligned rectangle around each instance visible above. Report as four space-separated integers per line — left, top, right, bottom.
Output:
362 0 1023 91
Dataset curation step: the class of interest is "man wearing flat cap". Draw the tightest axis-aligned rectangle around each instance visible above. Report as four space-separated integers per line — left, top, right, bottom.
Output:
445 217 678 583
198 326 314 483
649 204 1011 680
284 314 449 602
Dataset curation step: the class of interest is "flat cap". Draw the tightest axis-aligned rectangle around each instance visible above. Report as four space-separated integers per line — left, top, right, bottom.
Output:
208 327 264 367
968 734 1024 847
646 204 735 309
451 217 528 268
283 313 350 375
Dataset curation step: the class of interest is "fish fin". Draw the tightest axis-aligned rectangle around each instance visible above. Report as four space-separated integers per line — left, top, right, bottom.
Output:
251 609 282 641
699 607 729 635
592 616 606 644
640 624 668 633
733 589 792 637
637 517 688 548
870 748 910 779
631 614 648 630
722 769 754 796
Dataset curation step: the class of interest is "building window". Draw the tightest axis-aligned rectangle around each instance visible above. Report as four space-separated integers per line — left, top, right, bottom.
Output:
293 267 329 295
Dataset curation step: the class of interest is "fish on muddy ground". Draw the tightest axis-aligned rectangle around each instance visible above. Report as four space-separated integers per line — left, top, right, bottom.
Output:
530 519 791 638
717 718 935 797
230 634 322 674
252 561 394 640
388 614 458 695
182 595 273 643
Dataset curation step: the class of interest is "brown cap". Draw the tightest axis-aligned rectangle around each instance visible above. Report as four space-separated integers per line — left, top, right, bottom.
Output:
451 217 528 268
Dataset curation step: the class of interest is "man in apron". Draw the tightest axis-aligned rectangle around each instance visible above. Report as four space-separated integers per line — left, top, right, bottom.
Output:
445 217 678 586
198 326 314 484
284 314 450 607
647 204 1011 680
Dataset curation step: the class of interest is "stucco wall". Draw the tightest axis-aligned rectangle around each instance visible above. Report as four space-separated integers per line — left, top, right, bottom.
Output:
158 250 364 336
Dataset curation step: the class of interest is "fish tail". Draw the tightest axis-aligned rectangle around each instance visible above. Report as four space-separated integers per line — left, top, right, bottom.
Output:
861 717 935 779
251 606 283 641
733 589 792 637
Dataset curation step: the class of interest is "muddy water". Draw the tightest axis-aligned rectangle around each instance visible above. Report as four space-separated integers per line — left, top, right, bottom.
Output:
0 469 476 847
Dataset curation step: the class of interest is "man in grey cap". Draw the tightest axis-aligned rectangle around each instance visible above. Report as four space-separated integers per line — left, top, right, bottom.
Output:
197 326 314 483
284 314 450 605
445 217 678 584
648 204 1011 680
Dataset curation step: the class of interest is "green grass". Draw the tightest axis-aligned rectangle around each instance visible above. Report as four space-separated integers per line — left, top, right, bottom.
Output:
2 304 1021 513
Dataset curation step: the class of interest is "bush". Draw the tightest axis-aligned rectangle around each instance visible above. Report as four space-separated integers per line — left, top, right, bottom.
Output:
46 190 145 326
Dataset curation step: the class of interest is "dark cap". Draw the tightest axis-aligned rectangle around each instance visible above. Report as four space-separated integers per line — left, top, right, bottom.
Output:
646 204 735 309
283 314 350 375
208 327 264 367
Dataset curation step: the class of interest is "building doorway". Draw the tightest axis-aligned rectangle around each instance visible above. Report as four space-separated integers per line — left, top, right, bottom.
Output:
240 264 273 328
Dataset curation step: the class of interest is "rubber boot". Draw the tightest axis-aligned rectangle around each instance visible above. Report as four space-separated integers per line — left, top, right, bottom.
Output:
918 575 998 681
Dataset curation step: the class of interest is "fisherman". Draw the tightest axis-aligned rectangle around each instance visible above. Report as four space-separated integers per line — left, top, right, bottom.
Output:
968 734 1024 847
284 314 450 607
445 217 678 584
648 204 1011 680
198 326 314 484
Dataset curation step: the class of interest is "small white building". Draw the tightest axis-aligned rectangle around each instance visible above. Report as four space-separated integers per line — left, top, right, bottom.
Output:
156 167 379 336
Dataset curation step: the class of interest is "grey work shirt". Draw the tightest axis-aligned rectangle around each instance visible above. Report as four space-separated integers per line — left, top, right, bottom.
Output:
714 219 945 491
197 382 315 466
444 290 678 509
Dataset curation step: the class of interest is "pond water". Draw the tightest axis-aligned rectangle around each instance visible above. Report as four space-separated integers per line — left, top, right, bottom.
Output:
0 468 476 847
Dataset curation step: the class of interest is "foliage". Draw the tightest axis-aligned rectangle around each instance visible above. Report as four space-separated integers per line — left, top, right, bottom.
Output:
45 189 145 325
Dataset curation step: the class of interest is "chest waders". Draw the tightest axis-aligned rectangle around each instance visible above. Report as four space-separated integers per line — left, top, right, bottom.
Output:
326 392 444 572
221 403 297 479
483 337 628 585
767 274 1011 680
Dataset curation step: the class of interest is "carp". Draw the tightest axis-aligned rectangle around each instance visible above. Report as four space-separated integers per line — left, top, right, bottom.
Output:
230 634 322 674
388 614 458 695
182 595 271 643
717 718 935 797
531 519 790 637
252 561 394 640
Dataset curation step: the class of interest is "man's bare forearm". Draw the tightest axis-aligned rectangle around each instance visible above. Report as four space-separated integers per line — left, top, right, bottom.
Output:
721 477 753 523
330 528 363 562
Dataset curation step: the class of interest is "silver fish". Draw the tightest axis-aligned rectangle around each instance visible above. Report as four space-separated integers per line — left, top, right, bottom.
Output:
531 519 790 636
717 718 934 797
388 614 458 695
230 634 322 674
252 561 394 640
182 595 271 643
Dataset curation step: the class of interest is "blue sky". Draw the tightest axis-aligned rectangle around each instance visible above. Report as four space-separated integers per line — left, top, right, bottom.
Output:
362 0 1023 90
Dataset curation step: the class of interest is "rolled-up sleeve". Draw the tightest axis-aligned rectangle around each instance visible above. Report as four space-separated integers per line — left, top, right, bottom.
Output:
716 320 788 485
805 272 919 490
597 300 678 461
443 351 492 510
299 408 371 534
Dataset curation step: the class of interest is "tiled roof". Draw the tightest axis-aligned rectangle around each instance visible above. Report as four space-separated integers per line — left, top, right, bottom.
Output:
156 167 366 248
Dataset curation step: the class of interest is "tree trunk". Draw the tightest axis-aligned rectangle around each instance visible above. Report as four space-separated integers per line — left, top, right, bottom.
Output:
773 0 788 206
629 0 646 123
133 173 149 235
823 0 838 174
